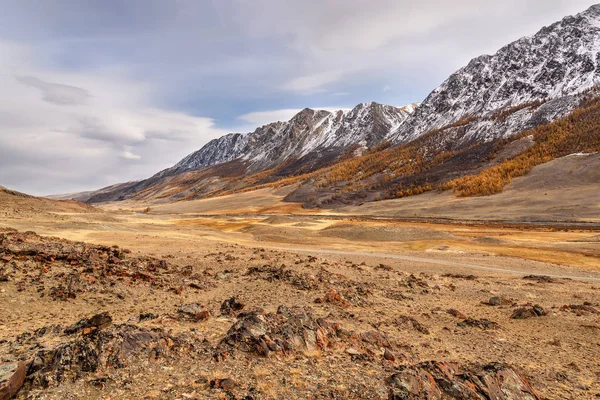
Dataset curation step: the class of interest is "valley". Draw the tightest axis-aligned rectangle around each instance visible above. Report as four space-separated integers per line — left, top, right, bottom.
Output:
3 3 600 400
1 179 600 398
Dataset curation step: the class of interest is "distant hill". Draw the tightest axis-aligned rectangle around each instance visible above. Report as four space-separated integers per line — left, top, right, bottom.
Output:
1 185 96 219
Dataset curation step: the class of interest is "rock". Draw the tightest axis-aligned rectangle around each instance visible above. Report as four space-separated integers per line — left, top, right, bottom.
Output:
324 288 348 306
387 361 540 399
178 303 210 321
29 324 183 388
457 317 500 330
64 312 112 335
345 348 361 356
0 362 26 400
215 307 341 359
396 315 430 334
383 349 395 362
446 309 467 319
220 297 245 316
523 275 556 283
376 263 392 271
560 304 599 315
511 305 547 319
486 296 513 306
442 273 477 280
360 331 392 348
139 312 159 321
276 305 292 318
402 274 429 289
210 378 236 390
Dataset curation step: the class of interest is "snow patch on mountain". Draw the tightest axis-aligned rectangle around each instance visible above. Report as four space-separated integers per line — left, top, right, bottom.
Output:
167 102 415 176
388 4 600 145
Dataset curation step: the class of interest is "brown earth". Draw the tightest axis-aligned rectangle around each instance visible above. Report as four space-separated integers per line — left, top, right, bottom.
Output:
0 184 599 399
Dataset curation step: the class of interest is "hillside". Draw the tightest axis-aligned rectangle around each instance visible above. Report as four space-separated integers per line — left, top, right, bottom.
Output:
0 186 97 219
280 89 600 207
390 4 600 144
65 5 600 207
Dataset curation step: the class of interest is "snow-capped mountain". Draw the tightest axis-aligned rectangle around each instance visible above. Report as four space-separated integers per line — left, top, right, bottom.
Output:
173 5 600 178
389 4 600 144
165 102 416 176
76 4 600 204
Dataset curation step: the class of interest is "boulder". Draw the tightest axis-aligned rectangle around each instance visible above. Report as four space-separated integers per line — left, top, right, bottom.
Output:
215 306 341 359
388 361 540 399
457 318 500 330
0 362 26 400
64 312 112 335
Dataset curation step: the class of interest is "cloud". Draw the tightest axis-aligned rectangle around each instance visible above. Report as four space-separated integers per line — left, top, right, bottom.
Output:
383 85 392 93
282 70 350 94
16 76 91 105
121 147 141 160
0 42 228 195
239 109 305 126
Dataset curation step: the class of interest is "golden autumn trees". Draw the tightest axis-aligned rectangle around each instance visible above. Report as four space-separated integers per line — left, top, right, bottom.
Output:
442 95 600 196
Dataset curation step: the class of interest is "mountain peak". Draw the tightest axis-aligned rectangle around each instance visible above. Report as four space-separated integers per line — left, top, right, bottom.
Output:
390 4 600 144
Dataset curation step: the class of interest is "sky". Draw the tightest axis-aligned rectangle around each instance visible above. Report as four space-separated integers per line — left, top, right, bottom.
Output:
0 0 597 195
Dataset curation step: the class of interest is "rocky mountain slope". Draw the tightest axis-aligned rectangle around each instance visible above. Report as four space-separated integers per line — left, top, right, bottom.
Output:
164 102 415 178
66 4 600 204
390 4 600 145
172 4 600 176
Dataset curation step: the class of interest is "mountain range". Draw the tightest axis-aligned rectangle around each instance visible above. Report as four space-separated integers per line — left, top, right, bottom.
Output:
63 4 600 205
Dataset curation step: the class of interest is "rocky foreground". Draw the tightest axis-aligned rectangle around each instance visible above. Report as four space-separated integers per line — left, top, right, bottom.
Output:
0 228 599 399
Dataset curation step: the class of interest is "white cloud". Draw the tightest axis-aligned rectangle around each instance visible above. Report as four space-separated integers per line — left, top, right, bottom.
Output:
0 41 228 195
281 70 350 94
383 85 392 93
16 76 91 105
121 147 141 160
238 109 305 126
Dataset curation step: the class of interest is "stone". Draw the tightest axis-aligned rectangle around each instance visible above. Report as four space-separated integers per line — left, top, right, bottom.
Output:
29 324 182 388
523 275 556 283
383 349 396 362
64 312 112 335
178 303 211 321
560 304 599 315
446 309 467 319
215 307 341 359
387 361 540 399
220 297 245 316
457 317 500 330
486 296 513 306
0 362 26 400
442 273 477 280
345 348 360 356
511 305 547 319
396 315 430 334
210 378 236 390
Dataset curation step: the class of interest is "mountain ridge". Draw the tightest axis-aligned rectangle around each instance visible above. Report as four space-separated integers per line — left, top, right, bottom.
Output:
53 4 600 205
